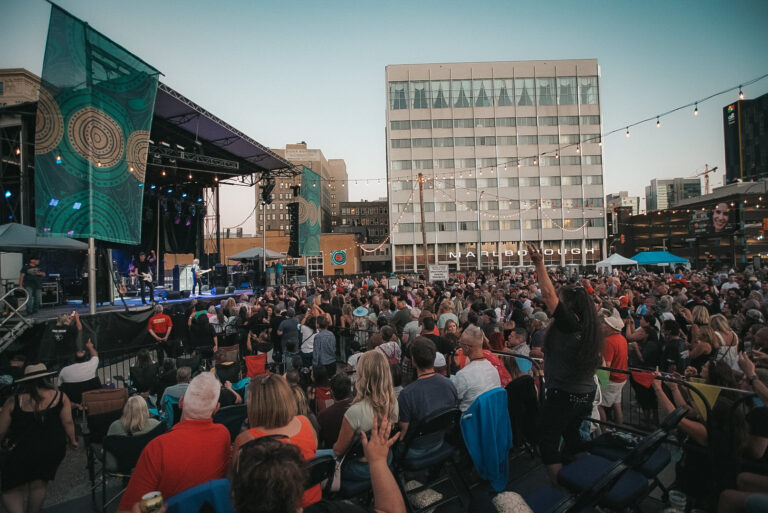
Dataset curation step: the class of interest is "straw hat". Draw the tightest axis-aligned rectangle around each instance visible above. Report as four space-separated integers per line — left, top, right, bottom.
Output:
602 309 624 332
15 363 57 383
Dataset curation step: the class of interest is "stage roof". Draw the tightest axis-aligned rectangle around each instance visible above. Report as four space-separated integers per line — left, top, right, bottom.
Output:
153 83 293 175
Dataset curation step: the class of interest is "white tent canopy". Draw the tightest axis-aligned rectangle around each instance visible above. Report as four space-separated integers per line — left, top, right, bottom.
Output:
228 247 285 261
596 253 638 273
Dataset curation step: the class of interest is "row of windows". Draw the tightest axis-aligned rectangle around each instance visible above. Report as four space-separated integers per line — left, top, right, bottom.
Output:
392 133 601 148
340 207 388 215
392 197 604 212
390 115 600 131
389 77 599 110
395 217 604 232
390 156 602 171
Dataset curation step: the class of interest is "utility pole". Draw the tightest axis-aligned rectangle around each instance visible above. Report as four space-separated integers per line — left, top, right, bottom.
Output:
477 190 484 271
418 173 430 281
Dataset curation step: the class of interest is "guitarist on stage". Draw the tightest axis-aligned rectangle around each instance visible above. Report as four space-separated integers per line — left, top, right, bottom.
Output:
191 258 204 296
132 250 156 305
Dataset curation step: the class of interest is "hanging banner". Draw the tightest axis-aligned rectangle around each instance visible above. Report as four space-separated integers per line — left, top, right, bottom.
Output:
298 166 321 256
34 4 160 244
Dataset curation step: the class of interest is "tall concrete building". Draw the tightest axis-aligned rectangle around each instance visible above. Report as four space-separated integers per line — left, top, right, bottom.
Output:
264 142 348 234
645 178 701 211
385 60 606 271
723 93 768 184
606 191 640 215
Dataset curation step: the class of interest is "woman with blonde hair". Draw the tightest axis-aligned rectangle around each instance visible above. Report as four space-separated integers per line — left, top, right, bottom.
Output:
105 396 161 470
333 350 398 481
690 305 711 346
710 314 740 370
687 325 717 375
233 373 320 507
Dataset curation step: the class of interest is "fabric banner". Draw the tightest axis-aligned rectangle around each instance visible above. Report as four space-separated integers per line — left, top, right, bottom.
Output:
298 166 321 256
688 381 722 422
34 4 160 244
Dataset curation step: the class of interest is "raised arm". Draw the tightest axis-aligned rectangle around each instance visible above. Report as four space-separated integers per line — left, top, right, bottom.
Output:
526 243 558 314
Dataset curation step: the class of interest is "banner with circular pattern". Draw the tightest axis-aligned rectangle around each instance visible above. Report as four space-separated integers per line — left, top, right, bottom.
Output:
298 166 322 256
34 5 160 244
331 250 347 266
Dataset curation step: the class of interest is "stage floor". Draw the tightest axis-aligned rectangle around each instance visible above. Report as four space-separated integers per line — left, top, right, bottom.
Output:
24 288 254 323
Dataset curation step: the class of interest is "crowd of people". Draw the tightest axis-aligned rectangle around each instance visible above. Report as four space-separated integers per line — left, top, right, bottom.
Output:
1 249 768 512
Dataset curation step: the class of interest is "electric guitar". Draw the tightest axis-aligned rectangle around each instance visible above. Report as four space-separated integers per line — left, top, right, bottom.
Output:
139 272 153 283
195 268 212 279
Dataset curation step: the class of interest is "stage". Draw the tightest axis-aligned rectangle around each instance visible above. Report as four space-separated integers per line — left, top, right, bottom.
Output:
9 288 256 366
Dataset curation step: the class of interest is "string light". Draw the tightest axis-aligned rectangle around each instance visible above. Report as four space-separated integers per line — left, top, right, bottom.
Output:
188 173 193 180
656 117 660 128
739 87 744 100
161 169 166 176
625 127 630 138
693 103 698 116
575 146 580 153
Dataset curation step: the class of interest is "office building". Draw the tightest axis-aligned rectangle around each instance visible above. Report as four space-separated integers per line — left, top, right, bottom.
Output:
645 178 701 211
0 69 39 107
385 60 606 271
723 92 768 184
264 142 348 234
606 191 640 215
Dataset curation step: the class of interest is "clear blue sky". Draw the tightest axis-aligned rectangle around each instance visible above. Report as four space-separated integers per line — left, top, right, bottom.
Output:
2 0 768 230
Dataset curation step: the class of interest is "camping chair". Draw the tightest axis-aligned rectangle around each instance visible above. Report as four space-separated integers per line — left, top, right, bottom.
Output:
306 455 336 494
61 376 101 406
314 386 334 415
244 354 268 377
214 360 241 385
100 421 166 513
165 478 234 513
161 394 182 429
524 407 687 513
176 354 202 376
231 377 250 402
213 404 248 442
393 408 469 513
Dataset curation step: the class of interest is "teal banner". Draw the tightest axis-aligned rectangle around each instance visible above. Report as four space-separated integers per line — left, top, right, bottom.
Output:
298 166 321 256
34 4 160 244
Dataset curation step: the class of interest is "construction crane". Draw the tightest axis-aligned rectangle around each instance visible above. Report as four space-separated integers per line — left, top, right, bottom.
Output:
690 164 719 195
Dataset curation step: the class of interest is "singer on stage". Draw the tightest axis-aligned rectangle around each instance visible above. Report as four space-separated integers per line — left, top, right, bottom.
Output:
132 250 155 305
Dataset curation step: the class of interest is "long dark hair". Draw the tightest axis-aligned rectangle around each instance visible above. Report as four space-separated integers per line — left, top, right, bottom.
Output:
545 286 603 379
18 376 57 406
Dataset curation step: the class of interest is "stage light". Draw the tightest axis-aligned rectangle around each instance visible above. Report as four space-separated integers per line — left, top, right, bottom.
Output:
49 198 59 206
55 155 62 164
196 197 203 203
150 185 156 190
14 147 20 155
161 169 166 176
4 191 10 198
185 219 191 227
174 218 180 225
188 173 192 180
72 202 81 210
182 193 187 198
214 176 218 182
167 189 173 194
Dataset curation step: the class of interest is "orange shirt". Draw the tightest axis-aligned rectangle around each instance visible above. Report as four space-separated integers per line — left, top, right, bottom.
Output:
247 415 320 506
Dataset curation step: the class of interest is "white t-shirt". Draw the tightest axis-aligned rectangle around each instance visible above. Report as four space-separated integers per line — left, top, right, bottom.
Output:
511 343 530 357
300 325 315 353
451 359 501 412
58 357 99 385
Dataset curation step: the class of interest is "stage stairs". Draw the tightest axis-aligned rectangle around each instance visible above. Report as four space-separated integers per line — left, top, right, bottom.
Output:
0 288 32 355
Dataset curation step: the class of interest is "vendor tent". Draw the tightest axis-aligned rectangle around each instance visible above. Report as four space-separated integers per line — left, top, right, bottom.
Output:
0 223 88 251
228 247 285 261
630 251 689 267
595 253 638 273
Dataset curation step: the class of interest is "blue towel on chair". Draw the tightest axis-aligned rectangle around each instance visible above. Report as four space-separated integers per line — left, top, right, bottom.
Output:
460 387 514 492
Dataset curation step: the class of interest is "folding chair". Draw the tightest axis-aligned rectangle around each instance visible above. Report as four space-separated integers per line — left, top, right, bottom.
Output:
393 408 470 513
213 404 248 442
306 454 336 494
61 376 101 406
100 422 167 513
244 354 268 377
165 478 234 513
336 433 373 500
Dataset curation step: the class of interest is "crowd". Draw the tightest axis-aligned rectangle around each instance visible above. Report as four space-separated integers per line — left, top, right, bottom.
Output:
0 249 767 512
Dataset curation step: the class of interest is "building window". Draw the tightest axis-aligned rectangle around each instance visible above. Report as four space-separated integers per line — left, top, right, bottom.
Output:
496 117 516 127
412 138 432 148
500 220 521 230
585 197 604 207
518 135 538 145
538 135 559 145
431 80 450 108
557 77 577 104
410 81 429 109
541 198 562 208
0 82 4 95
561 176 582 185
473 79 492 107
390 120 410 130
560 156 581 166
515 78 535 106
452 80 472 108
478 158 497 168
454 137 474 146
453 118 474 128
457 201 477 211
563 198 583 208
560 134 580 144
584 175 603 185
481 220 500 230
540 176 561 186
497 136 516 145
435 159 455 169
494 79 514 106
579 76 599 104
523 219 541 229
563 218 583 228
480 200 498 210
517 116 537 126
391 160 412 171
459 221 479 231
580 115 600 125
536 78 556 105
389 82 408 110
413 159 433 170
475 136 496 146
559 116 579 125
540 156 559 166
580 133 601 144
477 178 496 187
520 177 540 187
539 116 558 126
541 218 562 229
433 137 453 147
411 120 431 129
391 139 411 148
456 179 477 188
475 117 495 127
456 158 475 168
499 178 519 188
432 119 452 129
581 155 602 166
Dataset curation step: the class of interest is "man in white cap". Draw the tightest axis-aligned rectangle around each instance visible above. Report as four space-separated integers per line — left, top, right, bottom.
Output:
599 308 628 425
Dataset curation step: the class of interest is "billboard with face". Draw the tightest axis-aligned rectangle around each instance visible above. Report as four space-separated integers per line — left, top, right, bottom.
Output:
689 202 736 236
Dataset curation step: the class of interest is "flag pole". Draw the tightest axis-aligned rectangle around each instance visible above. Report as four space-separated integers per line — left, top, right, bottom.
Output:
89 237 96 314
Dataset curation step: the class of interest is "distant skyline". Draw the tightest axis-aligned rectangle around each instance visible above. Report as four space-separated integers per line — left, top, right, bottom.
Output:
2 0 767 230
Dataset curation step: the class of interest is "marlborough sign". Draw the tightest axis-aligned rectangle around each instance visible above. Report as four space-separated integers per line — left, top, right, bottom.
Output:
449 248 596 259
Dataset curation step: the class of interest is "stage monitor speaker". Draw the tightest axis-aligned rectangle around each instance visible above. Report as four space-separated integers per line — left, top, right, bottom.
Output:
213 264 228 287
180 290 191 298
226 285 235 294
163 290 190 300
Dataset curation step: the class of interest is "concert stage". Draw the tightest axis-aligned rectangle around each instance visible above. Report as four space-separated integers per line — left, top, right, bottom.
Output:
11 288 255 366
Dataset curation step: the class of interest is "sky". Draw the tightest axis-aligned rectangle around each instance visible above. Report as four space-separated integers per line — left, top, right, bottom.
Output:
2 0 768 232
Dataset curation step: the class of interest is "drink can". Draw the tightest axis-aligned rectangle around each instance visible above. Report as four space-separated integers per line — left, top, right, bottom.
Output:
139 491 164 513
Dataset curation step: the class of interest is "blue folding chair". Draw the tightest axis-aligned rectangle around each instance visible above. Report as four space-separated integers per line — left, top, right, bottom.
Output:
165 478 234 513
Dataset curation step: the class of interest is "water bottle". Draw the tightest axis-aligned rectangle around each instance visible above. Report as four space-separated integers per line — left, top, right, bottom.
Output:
667 489 687 512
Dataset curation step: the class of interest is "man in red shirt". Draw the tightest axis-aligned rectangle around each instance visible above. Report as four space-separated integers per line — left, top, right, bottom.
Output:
117 372 230 512
148 304 173 363
599 309 629 425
